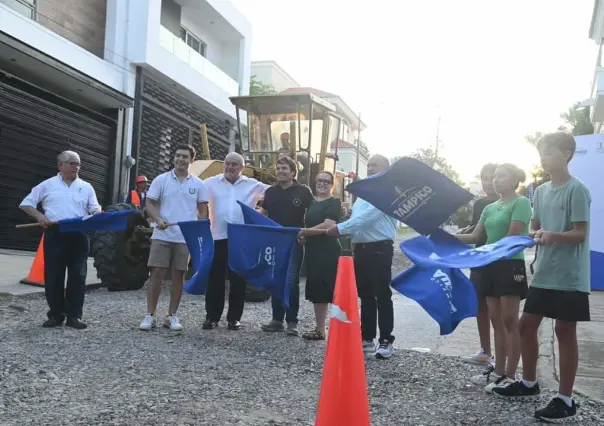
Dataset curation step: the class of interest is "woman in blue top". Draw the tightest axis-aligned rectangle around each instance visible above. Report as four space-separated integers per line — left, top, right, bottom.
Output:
456 163 532 393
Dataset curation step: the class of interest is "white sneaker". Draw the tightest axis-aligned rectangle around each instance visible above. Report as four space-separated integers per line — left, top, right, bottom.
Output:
470 364 501 386
485 375 515 394
139 314 156 331
375 341 394 359
362 340 375 354
164 314 183 331
463 349 495 366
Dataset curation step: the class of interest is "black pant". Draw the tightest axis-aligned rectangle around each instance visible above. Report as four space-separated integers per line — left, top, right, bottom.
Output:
353 240 394 343
271 243 303 324
205 239 246 322
43 227 89 321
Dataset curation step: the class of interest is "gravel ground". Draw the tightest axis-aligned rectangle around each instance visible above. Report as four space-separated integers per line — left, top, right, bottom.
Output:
1 231 603 425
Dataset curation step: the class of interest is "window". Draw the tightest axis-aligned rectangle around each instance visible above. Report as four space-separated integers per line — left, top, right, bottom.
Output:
0 0 36 19
180 27 206 57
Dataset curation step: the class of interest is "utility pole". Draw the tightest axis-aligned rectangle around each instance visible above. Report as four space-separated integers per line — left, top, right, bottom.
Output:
355 112 362 177
433 108 441 167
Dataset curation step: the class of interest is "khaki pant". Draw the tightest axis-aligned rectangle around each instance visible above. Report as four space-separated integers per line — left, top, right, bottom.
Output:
147 239 190 271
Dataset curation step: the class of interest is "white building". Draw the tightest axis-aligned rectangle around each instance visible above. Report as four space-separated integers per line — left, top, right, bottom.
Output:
107 0 252 193
0 0 251 251
331 141 369 179
589 0 604 132
251 60 299 93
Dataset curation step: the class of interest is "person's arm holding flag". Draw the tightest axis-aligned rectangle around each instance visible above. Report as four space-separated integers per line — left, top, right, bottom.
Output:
298 198 342 239
20 182 53 228
145 176 169 230
87 182 102 215
325 200 384 237
455 222 487 245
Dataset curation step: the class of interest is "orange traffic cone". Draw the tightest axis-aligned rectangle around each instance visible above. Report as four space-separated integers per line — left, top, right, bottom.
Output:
315 256 371 426
20 235 45 287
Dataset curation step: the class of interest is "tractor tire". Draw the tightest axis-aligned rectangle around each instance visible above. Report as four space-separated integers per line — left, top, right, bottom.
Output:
91 203 151 292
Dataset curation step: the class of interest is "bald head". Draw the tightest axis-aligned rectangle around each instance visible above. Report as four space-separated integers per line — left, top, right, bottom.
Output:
367 154 390 176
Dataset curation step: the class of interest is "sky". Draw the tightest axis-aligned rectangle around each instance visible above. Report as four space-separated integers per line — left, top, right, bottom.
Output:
231 0 598 182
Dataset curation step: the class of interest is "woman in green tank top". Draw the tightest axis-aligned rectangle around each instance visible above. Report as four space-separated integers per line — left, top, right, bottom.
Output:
455 163 533 393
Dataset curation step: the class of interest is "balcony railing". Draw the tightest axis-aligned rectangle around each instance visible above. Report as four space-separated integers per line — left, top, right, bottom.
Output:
159 25 239 96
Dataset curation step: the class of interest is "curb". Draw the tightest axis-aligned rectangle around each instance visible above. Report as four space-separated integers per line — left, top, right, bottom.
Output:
0 282 105 302
536 319 558 390
536 318 604 405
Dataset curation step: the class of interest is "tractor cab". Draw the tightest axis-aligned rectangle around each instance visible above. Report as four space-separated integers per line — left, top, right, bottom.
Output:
229 93 348 199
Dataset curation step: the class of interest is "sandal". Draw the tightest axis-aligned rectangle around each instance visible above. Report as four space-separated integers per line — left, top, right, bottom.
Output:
302 328 325 340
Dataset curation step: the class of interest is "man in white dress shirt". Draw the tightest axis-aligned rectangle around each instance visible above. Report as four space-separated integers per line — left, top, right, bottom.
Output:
20 150 102 329
202 152 269 330
139 144 209 332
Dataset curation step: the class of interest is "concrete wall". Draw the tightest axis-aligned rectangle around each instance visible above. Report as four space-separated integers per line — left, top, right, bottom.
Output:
0 3 129 94
251 61 300 92
160 0 181 37
333 148 368 179
38 0 107 58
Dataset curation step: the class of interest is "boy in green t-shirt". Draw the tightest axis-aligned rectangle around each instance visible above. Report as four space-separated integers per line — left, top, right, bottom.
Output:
493 132 591 423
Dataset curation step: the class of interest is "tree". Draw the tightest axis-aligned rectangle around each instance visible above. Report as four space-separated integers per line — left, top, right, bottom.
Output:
408 148 463 186
249 75 277 96
524 131 544 147
559 102 594 136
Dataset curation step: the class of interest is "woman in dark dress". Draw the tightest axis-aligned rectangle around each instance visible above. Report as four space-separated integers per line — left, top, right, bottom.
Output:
296 171 342 340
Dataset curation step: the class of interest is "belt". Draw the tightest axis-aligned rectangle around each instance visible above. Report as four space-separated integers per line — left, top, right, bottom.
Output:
353 240 393 250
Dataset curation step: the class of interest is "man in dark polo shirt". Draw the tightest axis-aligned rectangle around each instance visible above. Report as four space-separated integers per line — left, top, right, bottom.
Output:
260 156 314 336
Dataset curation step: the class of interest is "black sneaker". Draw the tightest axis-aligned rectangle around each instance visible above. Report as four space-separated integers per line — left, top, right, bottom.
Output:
492 380 541 399
65 318 88 329
534 397 578 423
42 318 62 328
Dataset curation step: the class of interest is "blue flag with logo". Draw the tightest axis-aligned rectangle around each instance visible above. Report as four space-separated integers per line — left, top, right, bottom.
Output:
227 223 300 308
179 220 215 295
237 201 280 227
345 157 474 235
401 228 535 269
392 265 478 335
58 210 137 233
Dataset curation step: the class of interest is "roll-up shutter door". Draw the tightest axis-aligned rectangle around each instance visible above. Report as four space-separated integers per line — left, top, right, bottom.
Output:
0 80 113 251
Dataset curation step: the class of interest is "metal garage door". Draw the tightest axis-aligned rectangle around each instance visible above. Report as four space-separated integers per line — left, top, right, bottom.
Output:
0 80 113 251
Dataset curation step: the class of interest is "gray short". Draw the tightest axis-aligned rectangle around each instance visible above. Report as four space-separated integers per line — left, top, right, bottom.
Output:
148 239 189 271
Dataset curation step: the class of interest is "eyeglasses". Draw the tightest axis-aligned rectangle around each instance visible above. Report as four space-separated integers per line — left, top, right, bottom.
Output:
316 179 332 185
63 161 81 167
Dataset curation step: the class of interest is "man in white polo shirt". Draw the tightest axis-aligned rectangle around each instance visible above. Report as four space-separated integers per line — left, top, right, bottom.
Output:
202 152 269 331
20 150 102 330
139 144 209 332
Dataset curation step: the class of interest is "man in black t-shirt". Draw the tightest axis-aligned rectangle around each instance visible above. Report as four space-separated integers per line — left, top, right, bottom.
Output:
459 163 499 366
260 156 314 336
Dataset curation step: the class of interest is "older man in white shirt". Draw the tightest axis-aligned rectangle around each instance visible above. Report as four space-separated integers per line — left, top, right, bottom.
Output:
202 152 269 331
20 150 102 329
